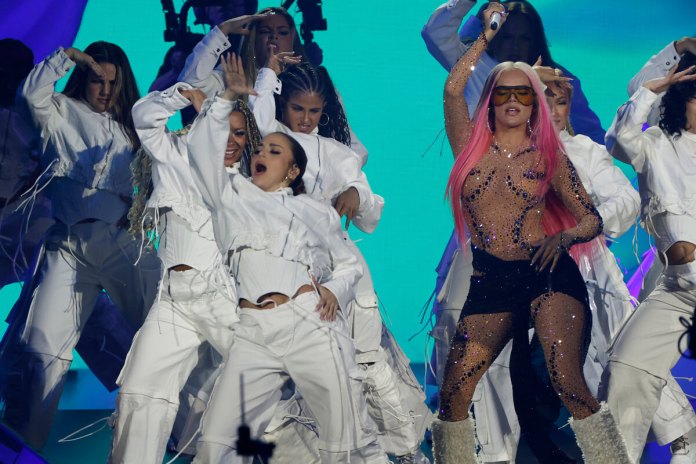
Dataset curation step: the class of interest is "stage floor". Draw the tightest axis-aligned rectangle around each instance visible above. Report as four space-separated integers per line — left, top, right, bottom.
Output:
24 364 692 463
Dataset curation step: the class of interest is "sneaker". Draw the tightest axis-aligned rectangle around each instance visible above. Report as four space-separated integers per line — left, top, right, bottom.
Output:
670 435 695 464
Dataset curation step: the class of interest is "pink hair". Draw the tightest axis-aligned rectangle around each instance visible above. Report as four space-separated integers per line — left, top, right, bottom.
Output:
446 62 593 262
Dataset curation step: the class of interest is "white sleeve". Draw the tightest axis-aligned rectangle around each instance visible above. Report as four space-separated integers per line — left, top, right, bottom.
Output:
248 67 286 136
186 95 239 252
606 87 660 173
585 142 640 238
131 83 192 163
17 48 75 135
421 0 476 71
318 209 363 312
178 26 230 97
628 42 681 96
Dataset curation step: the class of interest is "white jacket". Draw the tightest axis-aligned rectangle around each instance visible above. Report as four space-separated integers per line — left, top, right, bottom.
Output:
186 95 362 312
561 131 640 239
178 26 369 163
131 83 229 274
607 86 696 249
18 48 135 200
249 67 384 234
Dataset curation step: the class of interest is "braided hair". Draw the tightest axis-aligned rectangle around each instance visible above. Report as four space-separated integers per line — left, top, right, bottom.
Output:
276 62 351 147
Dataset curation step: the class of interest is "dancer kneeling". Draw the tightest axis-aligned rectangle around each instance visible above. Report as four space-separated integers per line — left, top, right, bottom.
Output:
432 4 630 463
185 57 388 464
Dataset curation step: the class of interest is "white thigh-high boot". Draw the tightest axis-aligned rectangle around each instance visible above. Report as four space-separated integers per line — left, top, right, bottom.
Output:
431 418 477 464
569 403 632 464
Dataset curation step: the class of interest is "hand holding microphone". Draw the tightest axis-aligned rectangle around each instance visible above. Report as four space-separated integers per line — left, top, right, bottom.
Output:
490 11 502 30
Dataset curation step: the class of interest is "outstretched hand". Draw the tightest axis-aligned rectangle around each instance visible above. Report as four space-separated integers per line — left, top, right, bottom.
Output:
65 47 105 78
644 64 696 94
220 52 256 100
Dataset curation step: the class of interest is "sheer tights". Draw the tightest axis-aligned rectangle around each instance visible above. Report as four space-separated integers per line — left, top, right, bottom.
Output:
438 291 599 422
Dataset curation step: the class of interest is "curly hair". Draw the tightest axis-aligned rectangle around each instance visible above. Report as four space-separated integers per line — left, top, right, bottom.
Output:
659 51 696 137
62 41 141 150
276 62 351 147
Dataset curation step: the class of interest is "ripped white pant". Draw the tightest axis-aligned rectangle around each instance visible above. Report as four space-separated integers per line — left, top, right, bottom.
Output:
193 292 387 464
108 268 237 464
601 261 696 463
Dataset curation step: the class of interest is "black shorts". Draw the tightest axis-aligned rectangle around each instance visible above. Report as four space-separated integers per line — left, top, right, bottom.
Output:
461 247 589 316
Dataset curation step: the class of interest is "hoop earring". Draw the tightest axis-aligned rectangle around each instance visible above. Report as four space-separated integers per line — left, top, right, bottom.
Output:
319 113 330 127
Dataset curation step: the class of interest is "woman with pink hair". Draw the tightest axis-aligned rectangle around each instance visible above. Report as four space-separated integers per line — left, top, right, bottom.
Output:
430 4 631 464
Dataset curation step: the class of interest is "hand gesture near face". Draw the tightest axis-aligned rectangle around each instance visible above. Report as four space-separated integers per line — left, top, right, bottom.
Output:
644 64 696 94
532 57 573 86
265 44 301 75
65 47 106 78
221 52 257 100
218 12 272 36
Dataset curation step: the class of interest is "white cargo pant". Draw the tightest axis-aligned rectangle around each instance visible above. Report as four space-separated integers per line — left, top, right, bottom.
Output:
345 235 428 456
601 260 696 463
193 292 388 464
10 221 160 449
108 268 238 464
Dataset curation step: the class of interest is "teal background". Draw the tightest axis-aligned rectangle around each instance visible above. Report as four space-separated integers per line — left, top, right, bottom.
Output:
1 1 694 374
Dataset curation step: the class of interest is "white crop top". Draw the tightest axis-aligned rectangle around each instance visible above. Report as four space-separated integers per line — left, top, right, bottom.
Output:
158 209 222 271
648 212 696 254
231 248 313 303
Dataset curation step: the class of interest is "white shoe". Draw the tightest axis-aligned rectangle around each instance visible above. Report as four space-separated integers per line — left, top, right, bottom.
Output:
670 435 696 464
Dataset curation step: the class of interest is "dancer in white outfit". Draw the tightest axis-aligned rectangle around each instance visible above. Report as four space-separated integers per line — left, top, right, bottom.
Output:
107 82 261 463
186 56 388 463
601 50 696 464
2 42 161 450
247 52 431 462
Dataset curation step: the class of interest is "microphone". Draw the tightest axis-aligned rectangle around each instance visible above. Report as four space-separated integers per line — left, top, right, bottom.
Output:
490 11 502 30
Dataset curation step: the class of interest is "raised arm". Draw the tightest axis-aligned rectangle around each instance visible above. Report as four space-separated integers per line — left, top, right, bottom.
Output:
18 47 101 134
607 64 696 171
421 0 478 71
444 3 503 157
131 83 194 163
628 37 696 96
583 140 640 238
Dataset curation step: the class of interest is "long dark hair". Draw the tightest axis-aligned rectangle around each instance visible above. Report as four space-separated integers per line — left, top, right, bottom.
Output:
276 62 351 147
270 131 307 195
659 51 696 137
491 1 557 67
62 41 141 150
